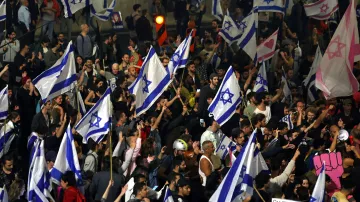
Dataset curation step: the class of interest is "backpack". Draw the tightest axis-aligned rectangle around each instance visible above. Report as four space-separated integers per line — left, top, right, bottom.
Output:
125 15 135 30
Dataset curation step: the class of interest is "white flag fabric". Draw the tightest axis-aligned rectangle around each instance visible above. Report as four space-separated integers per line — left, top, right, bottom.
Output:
167 30 192 75
108 78 117 92
254 0 285 13
216 135 236 160
208 66 242 126
0 85 8 120
0 185 8 202
33 42 77 103
237 9 258 60
0 0 5 22
212 0 223 21
253 62 268 93
310 162 325 202
163 187 174 202
211 53 221 69
75 87 112 143
51 124 83 185
315 0 360 99
61 0 92 18
303 46 322 103
209 131 269 202
280 114 294 130
0 121 15 159
128 47 172 116
219 15 244 45
27 139 53 202
304 0 339 20
90 0 116 21
257 29 278 62
77 91 87 117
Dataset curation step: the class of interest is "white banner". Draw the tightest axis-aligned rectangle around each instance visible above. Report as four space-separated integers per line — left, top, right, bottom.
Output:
272 199 299 202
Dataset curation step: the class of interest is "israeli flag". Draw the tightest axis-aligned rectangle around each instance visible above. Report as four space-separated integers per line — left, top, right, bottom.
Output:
281 68 292 103
33 42 77 103
0 185 8 202
216 135 237 160
51 124 83 185
61 0 91 18
129 47 171 116
310 162 325 202
209 131 269 202
75 87 112 143
0 0 5 22
253 62 268 93
237 9 258 60
27 139 53 202
90 0 116 21
280 114 294 130
303 46 322 103
208 66 242 126
0 121 15 159
0 85 8 120
212 0 223 21
167 30 193 75
77 91 86 117
254 0 285 13
211 53 221 69
219 15 244 45
164 187 174 202
109 77 117 92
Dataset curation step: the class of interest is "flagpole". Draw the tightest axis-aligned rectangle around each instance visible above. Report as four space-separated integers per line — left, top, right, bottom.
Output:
108 90 113 181
171 83 189 115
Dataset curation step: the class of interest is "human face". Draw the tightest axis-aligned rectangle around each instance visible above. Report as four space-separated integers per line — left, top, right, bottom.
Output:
55 96 62 105
210 77 219 86
82 24 89 33
181 185 191 196
297 102 305 111
47 161 54 170
129 39 135 47
242 125 252 135
188 64 195 73
3 160 13 172
287 70 294 79
112 65 119 75
235 133 245 145
25 79 31 88
140 186 148 198
129 67 137 76
260 118 266 127
76 57 83 65
284 107 289 115
204 31 211 38
9 32 16 39
122 54 130 64
179 161 186 171
45 101 52 110
307 112 315 122
58 34 64 41
162 59 169 67
60 179 67 189
23 0 29 6
211 21 218 29
302 179 309 188
344 104 352 112
13 115 20 123
216 69 225 77
112 34 117 42
206 143 215 154
8 89 12 98
97 81 104 88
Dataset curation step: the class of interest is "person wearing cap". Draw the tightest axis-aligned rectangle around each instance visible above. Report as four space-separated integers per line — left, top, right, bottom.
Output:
45 150 57 171
198 73 219 119
174 178 191 202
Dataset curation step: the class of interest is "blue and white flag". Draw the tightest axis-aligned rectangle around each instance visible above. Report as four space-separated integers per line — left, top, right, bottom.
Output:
33 42 77 103
280 114 294 130
90 0 116 21
0 85 8 120
254 0 285 13
0 0 5 22
0 185 8 202
210 131 269 202
237 9 258 60
167 30 193 75
108 78 117 92
219 15 244 45
282 68 292 103
77 91 86 117
216 135 236 160
28 139 53 202
0 121 15 159
211 53 221 69
253 62 268 93
212 0 223 21
163 187 174 202
61 0 92 18
310 161 325 202
208 66 242 126
128 47 171 116
303 46 322 103
51 124 82 185
75 87 112 143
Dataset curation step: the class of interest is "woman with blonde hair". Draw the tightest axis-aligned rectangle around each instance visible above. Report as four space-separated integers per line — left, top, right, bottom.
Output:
8 178 26 202
51 95 64 125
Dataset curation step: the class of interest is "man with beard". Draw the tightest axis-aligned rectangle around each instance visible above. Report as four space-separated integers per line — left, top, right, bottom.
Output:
198 73 219 119
169 156 187 179
254 92 272 123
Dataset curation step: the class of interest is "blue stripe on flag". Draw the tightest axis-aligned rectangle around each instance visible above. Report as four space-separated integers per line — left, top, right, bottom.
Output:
0 111 8 119
239 24 256 49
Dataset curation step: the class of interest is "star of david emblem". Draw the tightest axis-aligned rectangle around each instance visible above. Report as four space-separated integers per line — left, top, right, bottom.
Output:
320 3 329 13
89 112 102 128
142 74 152 93
220 88 234 105
255 73 268 86
221 145 226 150
282 116 288 122
325 35 346 59
264 0 274 4
112 83 116 89
223 21 233 31
171 51 181 65
238 21 247 33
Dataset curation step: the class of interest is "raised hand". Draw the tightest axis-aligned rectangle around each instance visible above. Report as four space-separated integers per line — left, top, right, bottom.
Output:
313 152 343 188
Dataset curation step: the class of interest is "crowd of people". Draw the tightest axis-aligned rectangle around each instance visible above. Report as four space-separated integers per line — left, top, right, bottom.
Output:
1 0 360 202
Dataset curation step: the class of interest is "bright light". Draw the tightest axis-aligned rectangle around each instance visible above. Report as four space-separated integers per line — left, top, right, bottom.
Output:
155 16 165 24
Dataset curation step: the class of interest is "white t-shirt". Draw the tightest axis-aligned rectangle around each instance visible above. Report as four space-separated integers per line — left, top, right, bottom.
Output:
254 106 271 123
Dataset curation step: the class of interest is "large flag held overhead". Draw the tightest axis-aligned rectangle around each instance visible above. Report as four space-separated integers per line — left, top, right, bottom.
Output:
0 121 15 159
90 0 116 21
129 47 172 116
75 87 112 143
208 66 242 126
304 0 339 20
256 29 278 62
51 124 83 185
237 9 258 60
209 131 269 202
167 30 192 75
0 0 5 22
219 15 244 45
27 140 53 202
61 0 92 18
303 46 322 103
254 0 285 13
216 135 236 160
310 162 326 202
33 42 77 103
0 85 8 120
212 0 223 21
315 0 360 99
253 62 268 93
